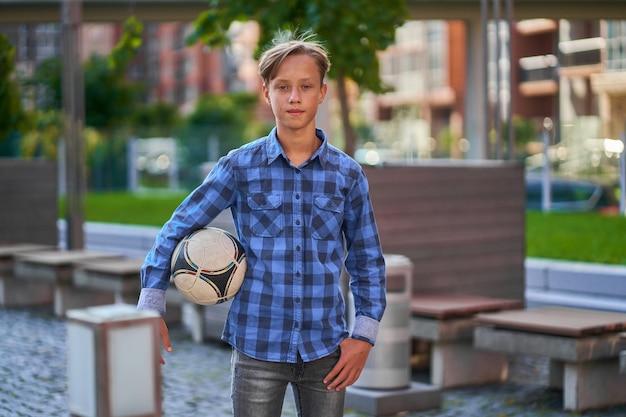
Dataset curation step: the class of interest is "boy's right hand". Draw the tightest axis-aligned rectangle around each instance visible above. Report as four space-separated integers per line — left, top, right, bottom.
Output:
159 316 172 364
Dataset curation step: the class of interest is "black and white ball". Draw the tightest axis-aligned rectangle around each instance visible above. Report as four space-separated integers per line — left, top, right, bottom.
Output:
170 227 246 305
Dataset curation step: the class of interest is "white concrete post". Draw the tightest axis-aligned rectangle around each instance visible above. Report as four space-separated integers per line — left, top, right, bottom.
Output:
67 304 162 417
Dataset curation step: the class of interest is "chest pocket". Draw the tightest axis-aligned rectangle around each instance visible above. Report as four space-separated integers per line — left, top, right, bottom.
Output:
248 193 284 237
311 196 344 240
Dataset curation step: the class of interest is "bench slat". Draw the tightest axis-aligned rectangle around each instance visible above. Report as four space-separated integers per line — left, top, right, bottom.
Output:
74 258 145 275
475 306 626 337
411 294 523 319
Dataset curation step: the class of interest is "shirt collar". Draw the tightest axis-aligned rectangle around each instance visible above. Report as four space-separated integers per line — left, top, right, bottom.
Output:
266 127 329 168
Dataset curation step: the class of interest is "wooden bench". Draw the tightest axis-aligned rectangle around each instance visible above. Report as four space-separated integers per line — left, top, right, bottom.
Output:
73 257 145 304
474 306 626 411
410 293 523 388
0 244 56 307
13 250 122 316
72 258 181 334
72 257 224 344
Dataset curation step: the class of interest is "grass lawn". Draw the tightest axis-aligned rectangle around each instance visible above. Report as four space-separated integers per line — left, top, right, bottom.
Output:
68 191 626 265
75 191 189 226
526 210 626 265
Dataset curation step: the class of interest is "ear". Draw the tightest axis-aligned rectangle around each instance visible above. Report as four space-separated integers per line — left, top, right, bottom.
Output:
319 83 328 104
262 83 270 104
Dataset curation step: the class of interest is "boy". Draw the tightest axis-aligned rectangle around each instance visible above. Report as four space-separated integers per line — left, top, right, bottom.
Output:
138 30 386 417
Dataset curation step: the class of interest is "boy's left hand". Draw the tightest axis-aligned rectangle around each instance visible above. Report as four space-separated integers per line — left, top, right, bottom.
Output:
323 338 372 391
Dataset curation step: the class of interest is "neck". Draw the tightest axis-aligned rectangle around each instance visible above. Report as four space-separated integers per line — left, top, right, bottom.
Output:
277 128 321 166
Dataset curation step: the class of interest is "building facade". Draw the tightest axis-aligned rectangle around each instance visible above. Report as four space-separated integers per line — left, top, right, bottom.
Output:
359 17 626 181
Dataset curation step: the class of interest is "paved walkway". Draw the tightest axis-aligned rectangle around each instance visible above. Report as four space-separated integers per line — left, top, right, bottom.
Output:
1 306 626 417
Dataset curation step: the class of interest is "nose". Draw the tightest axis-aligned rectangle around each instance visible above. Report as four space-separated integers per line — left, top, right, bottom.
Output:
289 90 300 103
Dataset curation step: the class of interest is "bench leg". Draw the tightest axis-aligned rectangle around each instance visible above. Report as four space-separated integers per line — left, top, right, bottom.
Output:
115 291 139 305
548 360 564 389
183 303 206 343
431 341 508 388
563 359 626 411
54 284 115 316
0 276 54 307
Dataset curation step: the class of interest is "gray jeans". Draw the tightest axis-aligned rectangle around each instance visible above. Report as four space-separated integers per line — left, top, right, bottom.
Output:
230 349 344 417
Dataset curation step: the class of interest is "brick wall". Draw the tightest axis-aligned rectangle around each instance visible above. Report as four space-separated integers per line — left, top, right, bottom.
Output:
364 162 525 300
0 159 58 246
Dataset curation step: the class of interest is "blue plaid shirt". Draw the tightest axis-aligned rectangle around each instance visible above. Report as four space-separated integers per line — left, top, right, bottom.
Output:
138 127 386 363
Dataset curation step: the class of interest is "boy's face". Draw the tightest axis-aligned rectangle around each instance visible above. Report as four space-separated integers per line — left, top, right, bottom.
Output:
263 54 327 134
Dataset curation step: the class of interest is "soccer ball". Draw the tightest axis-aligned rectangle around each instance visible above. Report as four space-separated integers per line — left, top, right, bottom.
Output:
170 227 247 305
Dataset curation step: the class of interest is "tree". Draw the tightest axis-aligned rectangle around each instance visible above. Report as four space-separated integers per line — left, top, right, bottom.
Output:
131 101 183 138
174 91 264 187
27 16 144 129
0 34 28 153
188 0 408 156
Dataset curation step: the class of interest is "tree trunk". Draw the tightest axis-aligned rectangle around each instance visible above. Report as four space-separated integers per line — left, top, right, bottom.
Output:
335 72 358 157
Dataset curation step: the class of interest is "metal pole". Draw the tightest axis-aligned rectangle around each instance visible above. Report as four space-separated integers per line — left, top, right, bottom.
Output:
481 0 491 159
493 0 502 160
127 137 137 192
542 117 553 212
506 0 515 160
61 0 85 250
619 132 626 216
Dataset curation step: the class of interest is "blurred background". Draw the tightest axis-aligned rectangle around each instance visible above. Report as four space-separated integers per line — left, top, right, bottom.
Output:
0 2 624 205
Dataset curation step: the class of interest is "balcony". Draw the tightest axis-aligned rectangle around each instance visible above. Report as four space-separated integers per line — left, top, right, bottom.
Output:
559 37 605 77
518 54 559 97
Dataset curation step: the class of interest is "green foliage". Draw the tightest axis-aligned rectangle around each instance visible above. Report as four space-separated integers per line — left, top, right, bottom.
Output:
188 0 408 156
189 0 407 94
108 16 144 76
27 16 144 129
83 54 142 128
526 211 626 265
183 92 260 156
0 34 28 146
131 101 183 138
177 91 265 187
24 55 62 111
500 115 540 160
86 129 131 190
20 110 63 159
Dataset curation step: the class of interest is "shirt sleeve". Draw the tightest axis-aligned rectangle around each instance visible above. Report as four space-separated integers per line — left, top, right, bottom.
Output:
137 157 236 313
343 168 386 345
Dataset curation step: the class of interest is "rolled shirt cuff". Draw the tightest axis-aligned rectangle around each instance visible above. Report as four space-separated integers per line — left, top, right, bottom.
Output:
351 314 380 346
137 287 167 315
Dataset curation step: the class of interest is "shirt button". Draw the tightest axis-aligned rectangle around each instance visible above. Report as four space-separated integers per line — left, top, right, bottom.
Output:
294 322 299 329
295 297 301 303
295 220 301 226
295 194 300 200
296 245 301 251
295 271 301 277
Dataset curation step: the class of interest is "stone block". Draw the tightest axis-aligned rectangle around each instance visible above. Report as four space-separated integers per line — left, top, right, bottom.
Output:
431 340 508 388
345 382 441 416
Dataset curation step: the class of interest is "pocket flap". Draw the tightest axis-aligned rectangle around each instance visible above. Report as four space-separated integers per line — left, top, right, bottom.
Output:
314 196 343 213
248 193 282 210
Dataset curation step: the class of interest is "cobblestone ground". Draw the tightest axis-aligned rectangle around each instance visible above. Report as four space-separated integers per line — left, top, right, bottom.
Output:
1 307 626 417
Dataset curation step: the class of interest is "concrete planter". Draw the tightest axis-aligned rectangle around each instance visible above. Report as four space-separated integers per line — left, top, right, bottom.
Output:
526 258 626 312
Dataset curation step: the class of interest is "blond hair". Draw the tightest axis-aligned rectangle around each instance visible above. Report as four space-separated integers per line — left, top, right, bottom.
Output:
258 30 330 86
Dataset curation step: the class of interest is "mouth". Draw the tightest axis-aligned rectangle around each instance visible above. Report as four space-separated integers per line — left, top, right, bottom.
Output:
287 109 304 116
